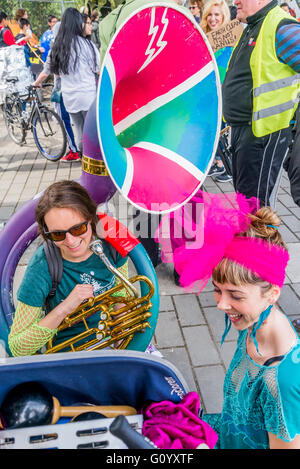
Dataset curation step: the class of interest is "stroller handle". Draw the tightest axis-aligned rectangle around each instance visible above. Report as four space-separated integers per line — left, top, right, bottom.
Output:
109 415 157 449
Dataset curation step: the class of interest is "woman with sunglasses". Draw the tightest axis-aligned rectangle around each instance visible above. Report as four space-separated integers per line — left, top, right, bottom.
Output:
188 0 205 23
8 180 128 356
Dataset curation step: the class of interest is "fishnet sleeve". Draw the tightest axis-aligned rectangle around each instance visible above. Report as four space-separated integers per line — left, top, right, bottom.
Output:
8 301 57 357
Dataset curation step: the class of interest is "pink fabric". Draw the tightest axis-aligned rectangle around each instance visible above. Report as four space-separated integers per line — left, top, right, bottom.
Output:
224 237 289 288
141 392 218 449
155 190 259 292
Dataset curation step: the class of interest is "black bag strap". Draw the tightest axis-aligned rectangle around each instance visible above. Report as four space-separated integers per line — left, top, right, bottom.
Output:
107 242 118 264
43 240 63 313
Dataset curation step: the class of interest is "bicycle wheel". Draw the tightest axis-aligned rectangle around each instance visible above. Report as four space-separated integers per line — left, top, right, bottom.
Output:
3 97 25 145
32 108 67 161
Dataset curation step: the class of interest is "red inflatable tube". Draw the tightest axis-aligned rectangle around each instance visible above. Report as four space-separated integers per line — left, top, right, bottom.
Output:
97 212 139 258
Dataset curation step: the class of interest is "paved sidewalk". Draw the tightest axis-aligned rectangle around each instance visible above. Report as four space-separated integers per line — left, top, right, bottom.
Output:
0 113 300 414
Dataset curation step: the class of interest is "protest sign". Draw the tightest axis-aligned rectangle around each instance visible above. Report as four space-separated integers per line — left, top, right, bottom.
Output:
206 19 243 53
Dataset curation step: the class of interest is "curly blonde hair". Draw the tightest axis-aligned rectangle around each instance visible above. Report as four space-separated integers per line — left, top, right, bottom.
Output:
200 0 231 33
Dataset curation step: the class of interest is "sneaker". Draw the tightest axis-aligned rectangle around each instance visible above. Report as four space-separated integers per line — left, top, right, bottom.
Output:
61 150 81 162
215 172 233 183
292 318 300 333
208 163 225 176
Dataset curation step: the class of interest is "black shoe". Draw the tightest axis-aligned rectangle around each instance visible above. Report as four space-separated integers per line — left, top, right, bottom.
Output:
215 172 233 183
173 269 180 286
208 163 225 177
292 318 300 333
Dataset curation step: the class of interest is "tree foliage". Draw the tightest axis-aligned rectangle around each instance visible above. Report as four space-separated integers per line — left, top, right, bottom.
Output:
0 0 118 38
0 0 111 38
0 0 62 37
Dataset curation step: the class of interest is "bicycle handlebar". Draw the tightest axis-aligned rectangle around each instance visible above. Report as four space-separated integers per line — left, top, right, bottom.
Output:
29 83 53 90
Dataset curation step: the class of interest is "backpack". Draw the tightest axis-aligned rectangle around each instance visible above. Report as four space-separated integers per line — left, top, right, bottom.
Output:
43 239 119 313
43 240 63 313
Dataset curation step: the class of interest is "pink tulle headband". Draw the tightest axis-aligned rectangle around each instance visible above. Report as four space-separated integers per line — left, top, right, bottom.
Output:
155 190 289 291
224 237 289 288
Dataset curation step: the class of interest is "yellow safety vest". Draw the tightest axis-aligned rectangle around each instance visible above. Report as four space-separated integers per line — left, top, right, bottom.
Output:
250 6 300 137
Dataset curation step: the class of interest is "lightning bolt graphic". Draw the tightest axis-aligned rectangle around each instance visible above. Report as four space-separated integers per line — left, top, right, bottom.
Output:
137 7 169 74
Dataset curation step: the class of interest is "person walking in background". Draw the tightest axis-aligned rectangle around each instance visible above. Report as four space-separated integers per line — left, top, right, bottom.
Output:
8 8 28 37
40 15 58 62
50 8 100 155
91 9 101 49
222 0 300 208
280 2 296 17
188 0 205 23
80 5 91 15
15 18 35 68
99 1 112 20
0 11 19 47
33 21 80 162
229 4 238 19
8 8 39 47
0 11 31 48
284 105 300 208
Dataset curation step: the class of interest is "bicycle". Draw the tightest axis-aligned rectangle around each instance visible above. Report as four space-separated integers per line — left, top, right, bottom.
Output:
2 77 67 161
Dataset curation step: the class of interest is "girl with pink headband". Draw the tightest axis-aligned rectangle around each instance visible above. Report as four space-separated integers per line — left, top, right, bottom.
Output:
156 191 300 449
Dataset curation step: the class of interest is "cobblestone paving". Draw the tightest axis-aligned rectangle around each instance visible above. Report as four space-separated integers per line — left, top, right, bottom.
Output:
1 113 299 413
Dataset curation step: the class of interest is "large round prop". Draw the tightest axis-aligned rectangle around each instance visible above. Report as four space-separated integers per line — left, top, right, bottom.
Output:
97 3 222 214
0 382 53 429
0 381 137 428
81 98 117 204
215 47 234 84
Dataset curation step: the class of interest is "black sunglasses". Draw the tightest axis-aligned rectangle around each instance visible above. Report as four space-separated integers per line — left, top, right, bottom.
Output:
44 221 89 242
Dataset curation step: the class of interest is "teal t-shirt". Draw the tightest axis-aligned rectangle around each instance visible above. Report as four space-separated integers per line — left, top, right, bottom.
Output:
17 240 127 347
203 328 300 449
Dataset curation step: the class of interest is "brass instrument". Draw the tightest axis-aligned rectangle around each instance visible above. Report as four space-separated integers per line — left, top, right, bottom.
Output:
45 240 155 353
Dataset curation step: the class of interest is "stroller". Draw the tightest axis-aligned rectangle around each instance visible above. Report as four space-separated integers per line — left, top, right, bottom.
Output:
0 349 192 449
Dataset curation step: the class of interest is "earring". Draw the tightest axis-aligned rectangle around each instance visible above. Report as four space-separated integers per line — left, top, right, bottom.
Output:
250 304 273 355
221 313 231 346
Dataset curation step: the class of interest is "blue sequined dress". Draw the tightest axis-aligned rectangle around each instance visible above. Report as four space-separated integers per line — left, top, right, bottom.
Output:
203 329 300 449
